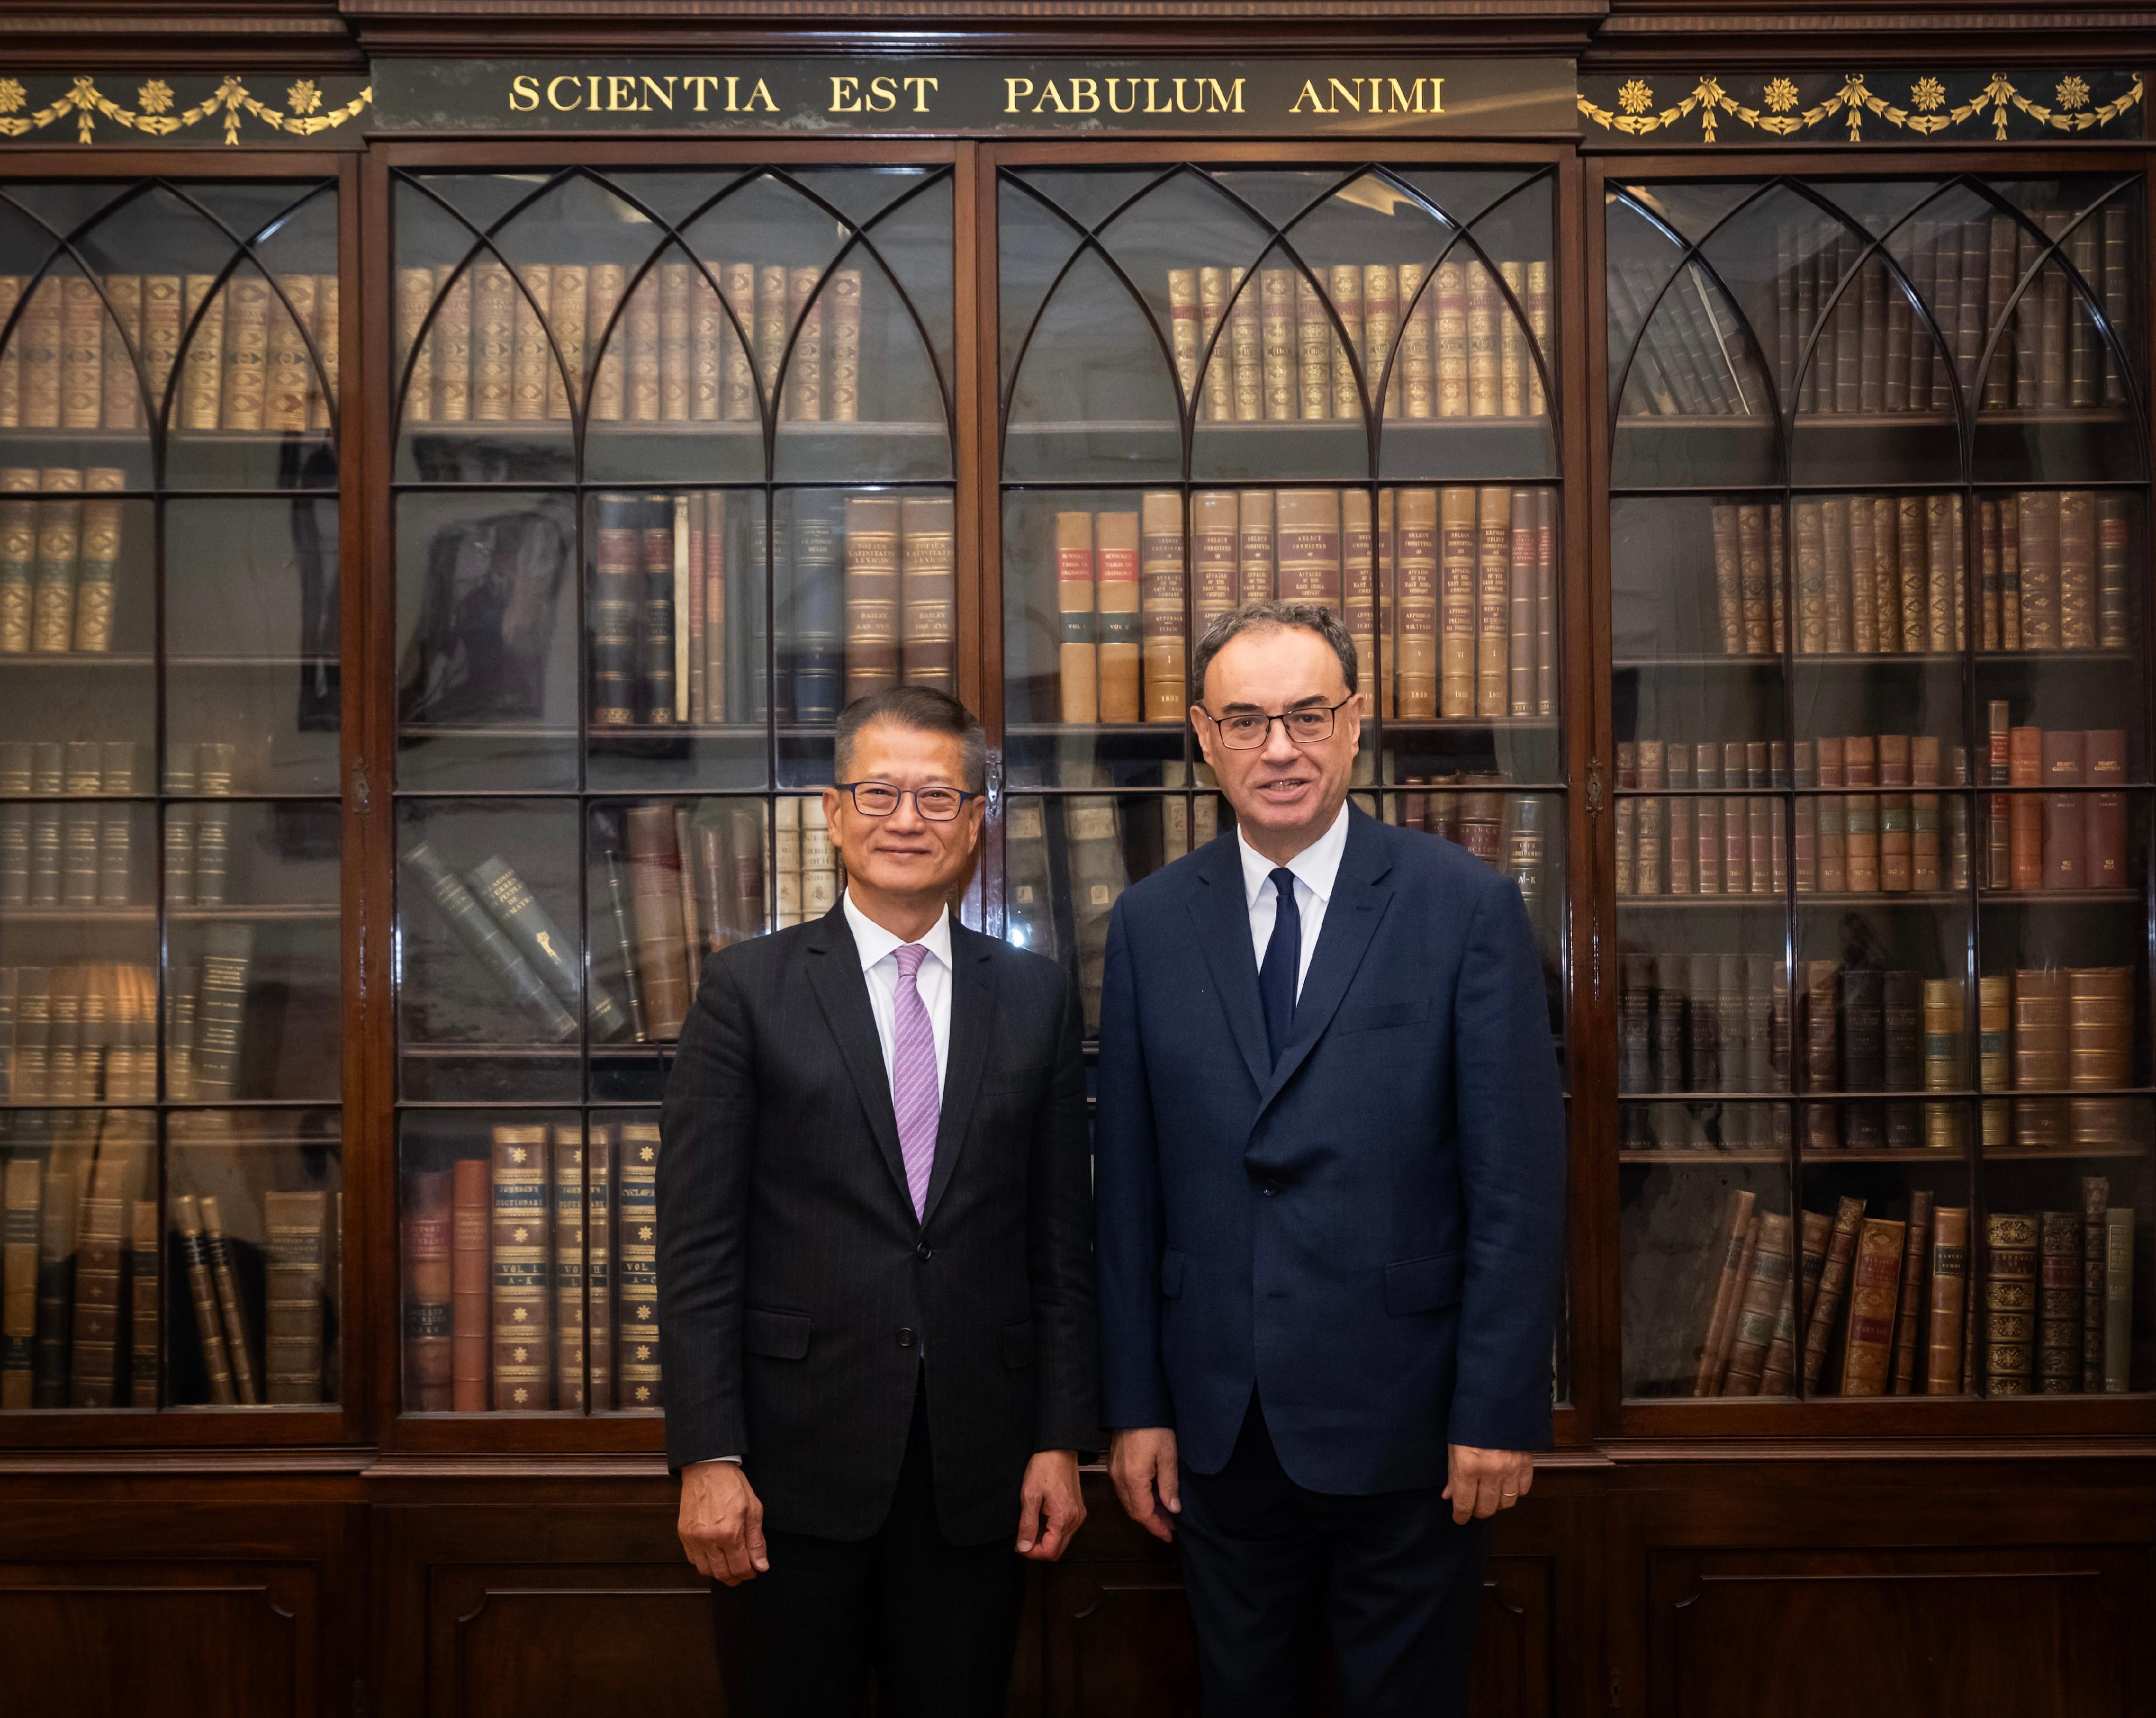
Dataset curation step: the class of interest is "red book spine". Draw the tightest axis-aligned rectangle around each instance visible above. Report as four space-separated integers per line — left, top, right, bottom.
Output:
2040 727 2086 890
2008 725 2044 891
451 1156 490 1413
401 1169 453 1411
2086 728 2127 889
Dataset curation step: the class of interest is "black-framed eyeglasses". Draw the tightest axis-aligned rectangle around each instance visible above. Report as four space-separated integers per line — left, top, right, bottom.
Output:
1197 695 1356 750
835 781 979 821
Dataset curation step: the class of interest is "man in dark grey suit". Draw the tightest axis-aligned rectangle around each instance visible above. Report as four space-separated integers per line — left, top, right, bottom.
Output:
659 685 1097 1718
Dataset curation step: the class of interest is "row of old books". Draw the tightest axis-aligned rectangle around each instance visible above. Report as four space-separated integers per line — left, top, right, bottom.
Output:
585 489 955 731
1051 486 1559 726
0 798 141 909
400 1120 658 1412
1390 778 1551 915
1162 257 1551 424
0 467 127 655
396 260 864 428
1686 1184 2133 1400
0 740 247 799
0 939 255 1104
0 271 338 435
1619 955 2135 1150
1607 259 1755 419
1984 716 2133 892
1766 210 2130 418
2 1132 334 1408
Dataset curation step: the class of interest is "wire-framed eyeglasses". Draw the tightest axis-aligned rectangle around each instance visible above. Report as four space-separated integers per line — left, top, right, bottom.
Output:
835 782 979 821
1197 695 1355 750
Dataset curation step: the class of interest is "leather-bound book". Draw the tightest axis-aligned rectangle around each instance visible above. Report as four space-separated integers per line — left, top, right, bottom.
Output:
1397 261 1433 418
1920 495 1953 651
1651 954 1684 1093
828 267 866 422
1733 503 1771 655
1368 263 1405 417
1473 485 1509 718
1840 968 1884 1147
405 841 576 1041
1294 271 1330 421
196 1193 260 1405
490 1124 550 1411
2068 965 2132 1149
1325 265 1361 419
1762 1208 1834 1396
2036 1209 2081 1394
467 262 515 425
2085 728 2127 888
2007 724 2043 889
1342 489 1374 698
1800 1195 1867 1394
639 493 679 723
2104 1207 2134 1392
752 264 789 421
1534 489 1557 714
625 803 692 1040
2056 488 2095 650
1236 488 1274 606
1434 261 1469 419
31 472 81 657
1464 261 1501 418
899 494 956 696
1392 488 1437 717
1881 969 1922 1148
1612 798 1634 897
66 1161 129 1407
1843 794 1879 895
1924 220 1959 405
585 1127 614 1407
2013 968 2069 1150
261 1189 327 1405
29 1138 77 1398
1889 1191 1934 1394
1228 266 1263 422
192 922 253 1102
0 274 22 426
73 467 123 655
1004 801 1057 959
1982 214 2017 407
214 272 269 432
1955 218 1989 392
1920 1206 1972 1397
2102 204 2130 405
1743 957 1774 1096
1066 795 1129 1033
1984 1207 2035 1397
1692 1188 1757 1396
97 273 141 431
1139 491 1185 721
1683 951 1719 1092
395 265 434 422
621 272 663 424
1435 486 1475 716
1978 498 2002 649
261 272 315 433
127 1196 158 1407
700 491 726 721
552 1127 586 1411
843 493 902 706
1167 267 1202 407
1616 953 1651 1094
2040 727 2086 889
1192 490 1239 643
1867 495 1899 650
1495 260 1527 418
1197 266 1233 422
1767 503 1787 653
617 1121 662 1412
1921 977 1963 1150
540 262 582 422
0 468 36 654
1275 488 1340 608
468 857 627 1043
506 263 549 424
1891 496 1926 656
1722 1212 1794 1397
449 1158 489 1412
1258 267 1296 421
657 261 692 424
2015 488 2058 648
1664 758 1693 897
2068 222 2102 406
430 260 478 419
18 274 62 430
1792 498 1828 653
589 491 640 727
1801 959 1839 1150
171 1193 236 1406
1978 973 2012 1147
720 263 756 421
1093 508 1141 722
1505 488 1536 717
1837 1217 1907 1397
1054 510 1097 723
2095 495 2129 648
2081 1176 2110 1393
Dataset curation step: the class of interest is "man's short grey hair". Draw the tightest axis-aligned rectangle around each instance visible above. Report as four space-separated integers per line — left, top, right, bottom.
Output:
834 685 989 794
1191 601 1359 703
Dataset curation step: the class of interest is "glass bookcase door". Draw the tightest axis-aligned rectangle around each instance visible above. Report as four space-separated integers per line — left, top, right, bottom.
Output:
0 174 345 1423
390 158 952 1419
995 153 1569 1400
1607 169 2152 1411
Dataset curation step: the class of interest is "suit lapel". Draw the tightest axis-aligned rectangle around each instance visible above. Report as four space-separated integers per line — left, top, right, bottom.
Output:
803 905 914 1216
1257 809 1397 1112
922 926 999 1227
1186 832 1272 1096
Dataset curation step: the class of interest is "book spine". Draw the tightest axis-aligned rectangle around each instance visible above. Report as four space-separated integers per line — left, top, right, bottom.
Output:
720 264 756 421
624 804 692 1040
1226 267 1262 422
2104 1206 2134 1391
786 267 823 421
99 273 141 431
658 261 691 424
1434 262 1469 419
127 1196 158 1407
218 273 270 431
1273 488 1340 609
2036 1208 2082 1394
1889 1192 1934 1393
171 1195 236 1406
1801 1195 1868 1393
31 481 80 657
827 267 861 422
72 472 122 655
623 271 661 423
191 923 253 1102
2016 489 2058 648
2082 1176 2110 1394
490 1126 550 1410
617 1123 661 1411
1925 1206 1971 1393
196 1194 260 1405
552 1129 585 1410
395 266 434 422
509 263 550 423
261 1189 326 1405
1692 1188 1757 1396
1437 486 1475 717
1464 262 1501 418
1135 490 1184 722
585 1130 613 1406
468 856 625 1041
844 494 902 706
1236 487 1274 606
638 496 678 724
1054 510 1097 724
265 272 317 432
1985 1211 2039 1395
1397 262 1432 420
1837 1218 1908 1397
1167 268 1201 407
1721 1211 1794 1397
403 839 577 1041
584 263 625 422
892 493 955 697
66 1190 123 1408
1196 266 1233 422
1293 271 1330 421
451 1157 489 1411
1369 263 1404 418
2057 488 2095 651
1470 486 1507 719
1 1156 40 1407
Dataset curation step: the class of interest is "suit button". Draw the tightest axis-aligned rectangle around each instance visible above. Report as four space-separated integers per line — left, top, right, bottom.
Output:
897 1328 918 1349
1261 1181 1281 1197
916 1241 933 1262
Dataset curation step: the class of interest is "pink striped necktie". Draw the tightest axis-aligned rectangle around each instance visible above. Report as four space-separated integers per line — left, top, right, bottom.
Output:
890 942 940 1222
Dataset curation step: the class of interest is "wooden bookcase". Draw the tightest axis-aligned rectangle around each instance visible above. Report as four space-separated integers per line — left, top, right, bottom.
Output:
0 41 2151 1718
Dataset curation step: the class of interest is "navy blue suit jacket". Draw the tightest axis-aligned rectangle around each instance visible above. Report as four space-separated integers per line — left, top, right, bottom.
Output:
1094 805 1566 1493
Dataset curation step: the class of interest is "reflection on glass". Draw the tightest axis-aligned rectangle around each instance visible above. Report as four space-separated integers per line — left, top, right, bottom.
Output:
398 1107 660 1415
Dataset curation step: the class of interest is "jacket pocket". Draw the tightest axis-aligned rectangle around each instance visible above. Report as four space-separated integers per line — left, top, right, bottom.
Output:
1383 1252 1463 1315
1337 996 1433 1034
743 1307 811 1360
1002 1318 1037 1369
1160 1249 1187 1298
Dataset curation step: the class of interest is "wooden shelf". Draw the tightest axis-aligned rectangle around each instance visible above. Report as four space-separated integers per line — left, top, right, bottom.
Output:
1621 1144 2152 1166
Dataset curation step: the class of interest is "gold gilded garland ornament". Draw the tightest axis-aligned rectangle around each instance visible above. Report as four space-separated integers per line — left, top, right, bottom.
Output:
1580 71 2142 144
0 75 371 145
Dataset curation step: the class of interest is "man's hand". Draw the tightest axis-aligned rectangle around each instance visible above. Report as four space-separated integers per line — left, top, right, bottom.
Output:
1108 1427 1181 1542
678 1460 769 1585
1016 1450 1086 1561
1443 1444 1532 1526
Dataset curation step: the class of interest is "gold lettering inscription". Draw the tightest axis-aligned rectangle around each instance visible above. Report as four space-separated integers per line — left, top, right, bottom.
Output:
745 78 778 112
1290 79 1326 114
510 74 540 112
830 74 862 112
1004 77 1034 114
640 75 676 110
548 74 584 111
902 75 938 112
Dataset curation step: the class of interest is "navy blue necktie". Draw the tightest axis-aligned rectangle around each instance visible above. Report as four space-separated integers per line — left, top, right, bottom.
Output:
1257 867 1301 1064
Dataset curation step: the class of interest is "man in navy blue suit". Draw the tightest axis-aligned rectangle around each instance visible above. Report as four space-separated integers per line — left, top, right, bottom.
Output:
1094 601 1566 1717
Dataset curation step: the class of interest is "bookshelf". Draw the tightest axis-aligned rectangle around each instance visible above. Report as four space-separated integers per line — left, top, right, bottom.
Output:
1598 161 2156 1420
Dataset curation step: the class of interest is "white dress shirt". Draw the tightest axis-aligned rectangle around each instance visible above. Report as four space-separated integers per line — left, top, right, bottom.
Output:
844 889 954 1096
1237 801 1350 1001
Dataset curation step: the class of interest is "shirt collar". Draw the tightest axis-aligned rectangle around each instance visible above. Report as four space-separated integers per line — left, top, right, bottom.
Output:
1237 800 1351 911
843 889 953 976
